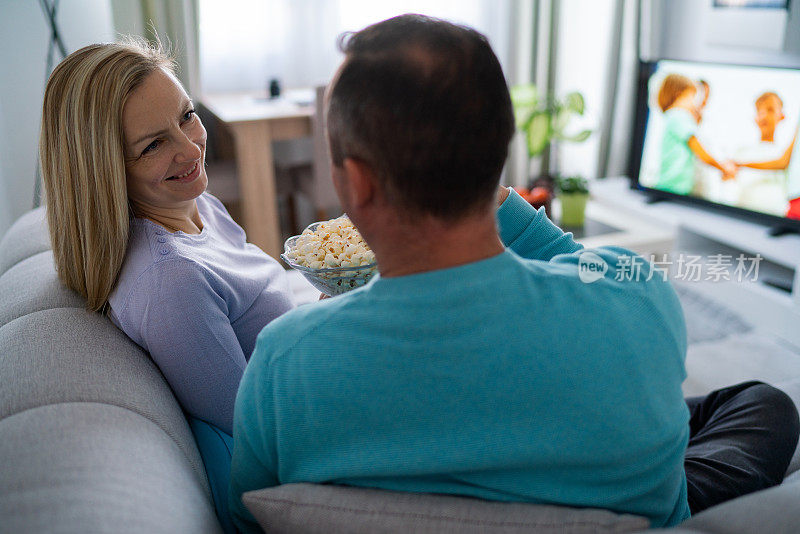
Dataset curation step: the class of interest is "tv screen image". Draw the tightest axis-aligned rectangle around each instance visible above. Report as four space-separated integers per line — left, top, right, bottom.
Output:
636 59 800 225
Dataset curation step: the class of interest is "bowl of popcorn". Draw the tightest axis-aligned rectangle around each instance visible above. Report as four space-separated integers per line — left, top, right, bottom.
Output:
281 215 378 296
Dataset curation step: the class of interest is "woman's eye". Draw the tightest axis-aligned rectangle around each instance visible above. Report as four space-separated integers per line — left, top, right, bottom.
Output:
141 140 160 155
182 109 196 122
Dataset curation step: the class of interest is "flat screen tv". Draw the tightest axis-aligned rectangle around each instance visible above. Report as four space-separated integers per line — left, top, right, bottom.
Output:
630 59 800 234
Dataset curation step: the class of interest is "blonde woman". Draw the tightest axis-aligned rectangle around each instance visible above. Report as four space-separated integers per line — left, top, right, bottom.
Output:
40 41 293 529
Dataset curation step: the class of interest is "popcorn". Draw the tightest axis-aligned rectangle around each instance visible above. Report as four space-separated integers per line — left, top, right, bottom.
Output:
287 215 376 269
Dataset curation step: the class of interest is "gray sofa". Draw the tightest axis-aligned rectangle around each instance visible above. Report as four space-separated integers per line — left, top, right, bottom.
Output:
0 208 222 533
1 207 798 534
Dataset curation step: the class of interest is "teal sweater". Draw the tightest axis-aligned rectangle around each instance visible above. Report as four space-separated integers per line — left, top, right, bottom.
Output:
229 190 690 531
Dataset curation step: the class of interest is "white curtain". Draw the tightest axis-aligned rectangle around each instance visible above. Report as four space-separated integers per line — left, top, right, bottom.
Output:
198 0 513 94
553 0 640 181
110 0 201 96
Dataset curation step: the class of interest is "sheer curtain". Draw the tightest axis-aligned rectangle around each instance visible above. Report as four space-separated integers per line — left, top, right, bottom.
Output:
110 0 200 95
550 0 640 181
195 0 640 182
198 0 512 94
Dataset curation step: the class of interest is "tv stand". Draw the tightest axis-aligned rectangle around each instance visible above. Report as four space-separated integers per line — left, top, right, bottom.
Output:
768 224 800 238
644 194 668 205
589 177 800 350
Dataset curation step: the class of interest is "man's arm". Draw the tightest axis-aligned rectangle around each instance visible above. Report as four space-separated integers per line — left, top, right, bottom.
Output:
495 186 583 261
687 136 736 180
228 336 281 534
497 186 686 355
737 132 797 171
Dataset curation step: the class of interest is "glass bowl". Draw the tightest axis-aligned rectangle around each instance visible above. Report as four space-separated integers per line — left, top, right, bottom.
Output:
281 225 378 296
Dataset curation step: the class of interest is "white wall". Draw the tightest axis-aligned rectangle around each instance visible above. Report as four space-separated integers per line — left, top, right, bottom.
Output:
643 0 800 68
0 0 114 240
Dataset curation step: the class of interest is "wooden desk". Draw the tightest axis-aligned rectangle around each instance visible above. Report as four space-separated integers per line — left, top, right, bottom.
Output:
201 91 315 259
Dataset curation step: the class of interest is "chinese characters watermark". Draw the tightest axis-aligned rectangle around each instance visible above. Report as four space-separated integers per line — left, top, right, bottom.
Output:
614 253 762 283
578 251 763 284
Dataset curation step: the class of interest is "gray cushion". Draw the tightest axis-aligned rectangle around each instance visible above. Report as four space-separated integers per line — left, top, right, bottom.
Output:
243 483 651 534
0 308 208 493
0 402 221 534
0 207 50 276
0 250 84 328
676 476 800 533
784 469 800 484
640 529 704 533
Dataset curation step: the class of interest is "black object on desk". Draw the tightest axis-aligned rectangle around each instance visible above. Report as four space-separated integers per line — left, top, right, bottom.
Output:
269 78 281 99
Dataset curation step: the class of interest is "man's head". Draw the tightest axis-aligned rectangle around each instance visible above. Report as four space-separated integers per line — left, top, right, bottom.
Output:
755 91 784 142
326 14 514 222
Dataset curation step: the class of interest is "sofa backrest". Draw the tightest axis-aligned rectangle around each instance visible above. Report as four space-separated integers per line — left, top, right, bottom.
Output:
0 208 221 533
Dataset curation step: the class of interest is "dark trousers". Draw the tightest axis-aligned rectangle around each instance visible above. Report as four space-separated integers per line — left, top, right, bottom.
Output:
684 381 800 514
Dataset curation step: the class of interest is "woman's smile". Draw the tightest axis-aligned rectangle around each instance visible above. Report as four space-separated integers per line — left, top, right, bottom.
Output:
166 161 201 183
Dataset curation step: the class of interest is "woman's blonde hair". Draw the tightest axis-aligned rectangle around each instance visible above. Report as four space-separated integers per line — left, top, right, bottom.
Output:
39 38 176 312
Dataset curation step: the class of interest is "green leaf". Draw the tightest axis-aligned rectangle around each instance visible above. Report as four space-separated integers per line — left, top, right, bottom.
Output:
557 175 589 194
564 92 585 115
526 112 551 157
515 109 533 130
552 107 571 135
557 129 592 143
510 84 538 107
510 84 539 129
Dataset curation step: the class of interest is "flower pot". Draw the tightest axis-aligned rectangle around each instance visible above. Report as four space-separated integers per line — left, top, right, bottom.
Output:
559 192 589 227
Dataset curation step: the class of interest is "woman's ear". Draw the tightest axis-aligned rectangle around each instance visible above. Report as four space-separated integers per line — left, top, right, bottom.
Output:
341 158 377 209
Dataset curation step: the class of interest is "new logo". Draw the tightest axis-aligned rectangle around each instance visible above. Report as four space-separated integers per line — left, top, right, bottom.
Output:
578 251 608 283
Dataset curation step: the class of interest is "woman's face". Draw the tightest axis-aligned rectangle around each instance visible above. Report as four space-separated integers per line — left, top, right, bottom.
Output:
122 68 208 213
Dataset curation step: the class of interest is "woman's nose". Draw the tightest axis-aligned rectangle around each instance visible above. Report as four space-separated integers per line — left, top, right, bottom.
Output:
175 131 202 162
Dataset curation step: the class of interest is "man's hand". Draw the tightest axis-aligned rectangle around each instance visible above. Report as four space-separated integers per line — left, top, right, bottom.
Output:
496 185 510 207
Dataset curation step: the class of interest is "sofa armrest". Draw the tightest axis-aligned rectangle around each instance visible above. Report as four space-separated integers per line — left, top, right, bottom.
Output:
676 477 800 534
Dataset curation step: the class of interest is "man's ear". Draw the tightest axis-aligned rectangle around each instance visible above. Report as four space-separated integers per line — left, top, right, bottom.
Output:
342 158 377 209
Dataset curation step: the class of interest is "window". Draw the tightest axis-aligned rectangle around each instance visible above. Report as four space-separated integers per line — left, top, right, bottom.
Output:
199 0 512 94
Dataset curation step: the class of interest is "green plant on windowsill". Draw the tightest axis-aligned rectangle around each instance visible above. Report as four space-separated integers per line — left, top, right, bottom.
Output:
509 84 592 178
556 176 589 194
556 175 590 228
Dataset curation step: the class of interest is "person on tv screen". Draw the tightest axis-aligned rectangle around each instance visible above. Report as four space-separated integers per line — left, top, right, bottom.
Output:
734 92 800 220
655 74 735 195
695 79 710 123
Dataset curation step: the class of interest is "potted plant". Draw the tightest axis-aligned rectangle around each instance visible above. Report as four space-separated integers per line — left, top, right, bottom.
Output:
509 84 591 217
556 176 590 227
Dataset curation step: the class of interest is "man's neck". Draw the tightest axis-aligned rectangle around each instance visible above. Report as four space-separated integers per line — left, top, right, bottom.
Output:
366 208 505 278
761 132 775 143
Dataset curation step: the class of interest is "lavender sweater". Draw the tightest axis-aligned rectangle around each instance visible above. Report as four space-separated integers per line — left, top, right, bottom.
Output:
108 193 294 434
